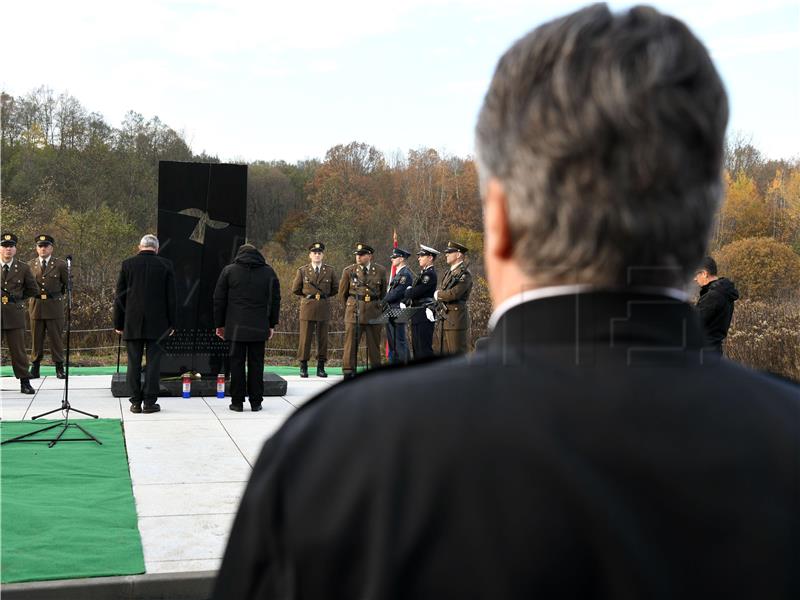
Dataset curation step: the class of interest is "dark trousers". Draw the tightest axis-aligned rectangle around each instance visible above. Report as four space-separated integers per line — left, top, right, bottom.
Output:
386 320 409 363
412 321 435 360
126 339 163 404
2 328 30 379
297 320 329 361
229 341 265 405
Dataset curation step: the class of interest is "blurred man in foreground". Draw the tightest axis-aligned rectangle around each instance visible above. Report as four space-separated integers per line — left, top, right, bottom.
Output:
214 5 799 598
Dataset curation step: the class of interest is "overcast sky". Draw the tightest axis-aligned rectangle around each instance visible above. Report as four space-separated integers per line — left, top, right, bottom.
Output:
2 0 798 163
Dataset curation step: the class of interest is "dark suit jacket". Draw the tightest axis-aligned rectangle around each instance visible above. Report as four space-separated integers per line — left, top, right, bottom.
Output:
113 251 177 341
213 291 800 599
405 265 437 324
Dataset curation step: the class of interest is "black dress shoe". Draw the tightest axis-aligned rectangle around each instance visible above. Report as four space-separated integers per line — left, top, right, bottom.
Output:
20 379 35 394
299 361 308 378
55 363 66 379
250 403 262 412
142 404 161 413
316 361 328 378
229 403 243 412
28 361 40 380
130 403 142 414
342 371 355 380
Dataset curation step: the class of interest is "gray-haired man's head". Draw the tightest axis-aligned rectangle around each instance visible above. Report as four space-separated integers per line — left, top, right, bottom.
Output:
139 234 159 252
476 4 728 293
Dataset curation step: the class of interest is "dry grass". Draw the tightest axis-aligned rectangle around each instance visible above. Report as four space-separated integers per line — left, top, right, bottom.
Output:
725 299 800 383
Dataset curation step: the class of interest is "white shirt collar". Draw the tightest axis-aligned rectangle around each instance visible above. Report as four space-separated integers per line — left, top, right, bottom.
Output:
450 260 464 272
1 258 13 267
488 284 689 330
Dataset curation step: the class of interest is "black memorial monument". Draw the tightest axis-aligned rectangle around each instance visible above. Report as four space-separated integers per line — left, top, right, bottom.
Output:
112 161 287 397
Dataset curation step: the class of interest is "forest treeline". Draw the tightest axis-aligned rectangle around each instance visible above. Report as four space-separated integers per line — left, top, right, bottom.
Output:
1 87 798 379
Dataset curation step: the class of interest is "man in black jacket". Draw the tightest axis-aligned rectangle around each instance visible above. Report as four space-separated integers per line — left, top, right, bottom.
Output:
213 244 280 412
213 6 800 599
114 234 177 414
694 256 739 353
405 245 438 359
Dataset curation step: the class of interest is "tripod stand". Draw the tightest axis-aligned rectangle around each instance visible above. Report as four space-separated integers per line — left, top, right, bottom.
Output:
2 256 101 448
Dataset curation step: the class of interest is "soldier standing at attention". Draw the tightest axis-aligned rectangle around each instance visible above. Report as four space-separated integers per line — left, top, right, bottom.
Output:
291 242 338 378
383 248 414 363
405 245 439 360
1 233 38 394
28 234 69 379
434 241 474 354
338 243 387 379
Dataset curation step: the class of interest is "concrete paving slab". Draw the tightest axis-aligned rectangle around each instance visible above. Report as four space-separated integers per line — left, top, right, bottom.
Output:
138 513 236 563
38 375 113 390
145 558 221 575
133 482 248 518
220 417 288 465
207 396 295 419
117 397 217 422
26 396 123 420
127 441 252 485
0 398 35 420
122 419 232 440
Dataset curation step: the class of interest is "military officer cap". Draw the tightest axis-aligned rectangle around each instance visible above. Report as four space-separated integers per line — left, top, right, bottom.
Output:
390 248 410 259
1 233 18 247
444 241 469 254
309 242 326 252
416 244 440 257
353 242 374 255
35 234 55 246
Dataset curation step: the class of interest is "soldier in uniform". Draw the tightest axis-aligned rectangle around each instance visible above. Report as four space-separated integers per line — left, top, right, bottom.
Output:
28 234 69 379
405 245 438 360
1 233 38 393
338 243 387 379
291 242 338 378
434 241 474 354
383 248 413 363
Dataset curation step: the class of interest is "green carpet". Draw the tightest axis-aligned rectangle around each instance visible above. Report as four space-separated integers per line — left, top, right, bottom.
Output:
0 365 352 377
0 419 145 583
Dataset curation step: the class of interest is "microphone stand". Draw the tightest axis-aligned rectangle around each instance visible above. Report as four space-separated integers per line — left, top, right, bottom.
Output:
2 256 101 447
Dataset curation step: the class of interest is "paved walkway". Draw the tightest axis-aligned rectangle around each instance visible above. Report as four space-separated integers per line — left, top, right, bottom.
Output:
0 373 336 575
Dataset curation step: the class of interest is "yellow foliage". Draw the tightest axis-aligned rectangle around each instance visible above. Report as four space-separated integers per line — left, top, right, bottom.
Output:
716 237 800 300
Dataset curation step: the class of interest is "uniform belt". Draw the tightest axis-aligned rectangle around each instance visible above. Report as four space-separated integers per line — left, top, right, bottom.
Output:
350 294 374 301
442 299 467 305
305 293 328 300
38 292 63 300
414 297 434 306
1 293 19 304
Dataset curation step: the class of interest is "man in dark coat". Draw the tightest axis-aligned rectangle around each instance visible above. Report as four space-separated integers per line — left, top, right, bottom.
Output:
1 233 38 394
405 244 438 360
213 6 800 599
214 244 280 412
694 256 739 354
114 234 177 413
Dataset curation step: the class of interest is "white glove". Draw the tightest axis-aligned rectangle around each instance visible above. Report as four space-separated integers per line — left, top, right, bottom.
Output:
426 307 435 322
399 302 407 309
433 290 439 300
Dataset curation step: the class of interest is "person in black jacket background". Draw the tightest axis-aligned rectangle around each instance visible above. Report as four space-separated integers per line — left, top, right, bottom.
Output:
114 234 177 414
214 244 280 412
694 256 739 353
405 245 438 359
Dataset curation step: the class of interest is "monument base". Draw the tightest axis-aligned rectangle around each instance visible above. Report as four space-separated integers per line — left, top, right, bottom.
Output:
110 373 288 398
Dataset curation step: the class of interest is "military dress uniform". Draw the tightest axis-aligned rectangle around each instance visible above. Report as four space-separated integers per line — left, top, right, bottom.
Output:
28 234 69 379
292 242 338 378
405 245 439 360
435 241 474 354
383 248 414 363
1 233 38 393
338 243 387 378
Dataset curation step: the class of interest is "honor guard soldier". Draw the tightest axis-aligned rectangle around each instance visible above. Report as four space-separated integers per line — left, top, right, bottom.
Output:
28 234 69 379
434 241 474 354
405 245 438 360
338 243 387 379
291 242 338 378
1 233 38 393
383 248 414 363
